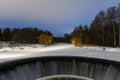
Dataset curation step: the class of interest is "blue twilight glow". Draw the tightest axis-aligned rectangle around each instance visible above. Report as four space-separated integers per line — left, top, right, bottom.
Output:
0 0 119 36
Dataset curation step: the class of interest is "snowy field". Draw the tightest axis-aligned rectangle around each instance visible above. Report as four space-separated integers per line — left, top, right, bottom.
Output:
0 43 120 63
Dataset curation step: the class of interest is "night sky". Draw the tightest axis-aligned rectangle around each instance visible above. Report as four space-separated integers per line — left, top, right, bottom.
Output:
0 0 119 36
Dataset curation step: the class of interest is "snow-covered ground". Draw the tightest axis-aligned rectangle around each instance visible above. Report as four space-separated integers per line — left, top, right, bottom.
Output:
0 43 120 63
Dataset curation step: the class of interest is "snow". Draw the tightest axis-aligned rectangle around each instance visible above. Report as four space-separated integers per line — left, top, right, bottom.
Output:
0 47 13 52
0 43 120 63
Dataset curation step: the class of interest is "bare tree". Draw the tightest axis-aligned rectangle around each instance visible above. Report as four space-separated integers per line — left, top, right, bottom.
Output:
98 11 106 47
117 3 120 46
107 7 116 46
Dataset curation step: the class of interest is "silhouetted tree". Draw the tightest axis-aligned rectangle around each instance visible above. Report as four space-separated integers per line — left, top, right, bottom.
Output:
116 3 120 46
107 7 117 46
0 28 2 41
71 25 84 44
11 27 52 43
3 27 11 41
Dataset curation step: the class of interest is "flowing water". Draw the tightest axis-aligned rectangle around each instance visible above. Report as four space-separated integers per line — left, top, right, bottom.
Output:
36 75 93 80
0 58 120 80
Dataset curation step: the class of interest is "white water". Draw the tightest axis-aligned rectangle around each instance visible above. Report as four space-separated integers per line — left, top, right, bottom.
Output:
0 59 120 80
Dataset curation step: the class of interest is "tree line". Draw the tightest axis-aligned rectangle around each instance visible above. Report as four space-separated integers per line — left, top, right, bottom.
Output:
64 3 120 47
0 27 53 44
90 3 120 47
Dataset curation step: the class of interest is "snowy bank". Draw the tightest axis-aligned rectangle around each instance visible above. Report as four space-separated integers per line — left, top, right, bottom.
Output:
0 43 120 63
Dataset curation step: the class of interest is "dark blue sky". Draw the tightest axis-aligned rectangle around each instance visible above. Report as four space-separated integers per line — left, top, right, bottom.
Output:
0 0 119 36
